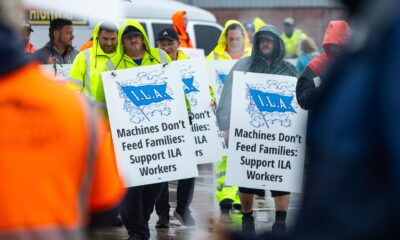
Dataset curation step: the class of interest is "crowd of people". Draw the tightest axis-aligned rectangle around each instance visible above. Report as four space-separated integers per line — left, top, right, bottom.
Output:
14 12 325 239
3 0 397 239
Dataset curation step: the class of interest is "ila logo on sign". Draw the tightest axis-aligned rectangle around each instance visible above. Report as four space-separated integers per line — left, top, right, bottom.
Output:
122 84 173 107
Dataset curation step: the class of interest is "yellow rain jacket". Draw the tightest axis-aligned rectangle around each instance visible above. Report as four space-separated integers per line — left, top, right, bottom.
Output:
104 19 171 71
207 20 252 60
68 21 118 107
207 20 250 206
176 49 190 61
281 28 308 58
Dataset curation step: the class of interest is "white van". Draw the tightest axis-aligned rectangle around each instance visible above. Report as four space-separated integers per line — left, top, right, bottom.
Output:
28 0 223 55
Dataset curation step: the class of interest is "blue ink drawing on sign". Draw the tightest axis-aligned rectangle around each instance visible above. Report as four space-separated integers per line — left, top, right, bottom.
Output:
215 70 229 97
218 73 227 85
245 81 298 129
118 70 174 124
122 84 173 106
179 64 199 107
249 89 296 113
182 76 200 94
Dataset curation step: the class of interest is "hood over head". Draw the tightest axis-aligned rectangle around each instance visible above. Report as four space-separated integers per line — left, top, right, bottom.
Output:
171 10 193 47
91 21 118 68
322 20 351 54
116 19 150 55
172 10 187 35
251 24 285 62
308 20 351 76
212 20 251 57
92 21 118 55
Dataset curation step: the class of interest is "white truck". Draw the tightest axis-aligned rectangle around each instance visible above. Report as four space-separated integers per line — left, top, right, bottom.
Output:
27 0 223 55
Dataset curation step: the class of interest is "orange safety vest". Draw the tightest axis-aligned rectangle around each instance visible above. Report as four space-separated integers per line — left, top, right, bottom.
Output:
0 63 125 239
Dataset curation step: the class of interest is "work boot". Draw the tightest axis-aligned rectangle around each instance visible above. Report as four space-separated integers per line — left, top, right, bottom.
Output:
272 221 286 236
173 210 195 226
155 214 170 228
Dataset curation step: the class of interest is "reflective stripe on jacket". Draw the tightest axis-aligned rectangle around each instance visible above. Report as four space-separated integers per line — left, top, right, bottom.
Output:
105 19 171 71
0 63 125 239
68 21 118 105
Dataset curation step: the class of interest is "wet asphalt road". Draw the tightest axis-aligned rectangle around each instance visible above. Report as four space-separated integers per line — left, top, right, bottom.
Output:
88 163 302 240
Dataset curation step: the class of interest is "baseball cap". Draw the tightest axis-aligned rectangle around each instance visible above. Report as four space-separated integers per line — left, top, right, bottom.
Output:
157 28 179 42
122 26 142 39
283 17 295 25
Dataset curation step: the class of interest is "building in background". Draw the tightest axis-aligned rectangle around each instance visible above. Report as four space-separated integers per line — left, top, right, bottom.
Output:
176 0 346 49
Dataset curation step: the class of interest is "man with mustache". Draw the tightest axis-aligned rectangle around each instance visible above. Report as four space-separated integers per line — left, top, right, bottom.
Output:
207 20 252 220
217 25 298 237
103 19 171 240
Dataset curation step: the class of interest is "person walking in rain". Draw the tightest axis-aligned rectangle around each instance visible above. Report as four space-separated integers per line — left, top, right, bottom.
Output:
68 21 119 115
296 21 351 110
154 27 196 228
207 20 252 220
0 1 125 239
216 25 298 237
67 21 123 227
103 19 171 240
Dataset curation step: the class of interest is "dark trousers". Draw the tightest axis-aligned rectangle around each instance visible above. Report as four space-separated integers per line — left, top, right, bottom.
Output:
121 183 164 239
155 177 195 216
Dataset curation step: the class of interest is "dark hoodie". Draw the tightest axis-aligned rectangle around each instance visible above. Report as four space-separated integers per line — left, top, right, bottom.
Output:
296 20 351 110
216 25 298 131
